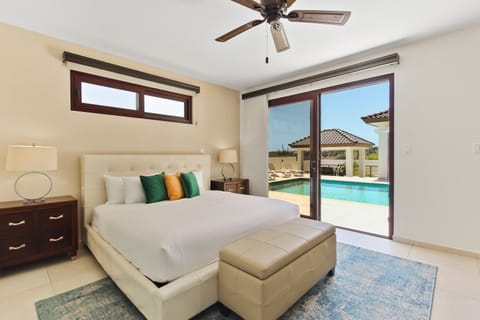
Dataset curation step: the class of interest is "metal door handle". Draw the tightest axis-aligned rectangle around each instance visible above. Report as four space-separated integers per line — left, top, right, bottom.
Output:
311 160 317 173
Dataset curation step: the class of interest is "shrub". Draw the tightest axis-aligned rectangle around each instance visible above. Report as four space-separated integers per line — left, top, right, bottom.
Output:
366 152 378 160
269 150 296 158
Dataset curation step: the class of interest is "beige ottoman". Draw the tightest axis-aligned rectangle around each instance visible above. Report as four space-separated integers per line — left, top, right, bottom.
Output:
218 218 336 320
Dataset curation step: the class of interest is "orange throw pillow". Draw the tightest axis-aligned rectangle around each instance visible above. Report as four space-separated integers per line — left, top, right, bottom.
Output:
164 173 185 200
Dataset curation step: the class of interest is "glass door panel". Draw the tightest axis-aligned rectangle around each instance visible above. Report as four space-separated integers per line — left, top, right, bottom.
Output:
268 99 316 218
319 80 391 237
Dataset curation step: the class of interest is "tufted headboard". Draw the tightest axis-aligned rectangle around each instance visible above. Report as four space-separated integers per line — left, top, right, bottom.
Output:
80 154 211 229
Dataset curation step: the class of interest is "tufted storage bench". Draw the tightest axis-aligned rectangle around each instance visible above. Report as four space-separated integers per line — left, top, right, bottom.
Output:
218 218 336 320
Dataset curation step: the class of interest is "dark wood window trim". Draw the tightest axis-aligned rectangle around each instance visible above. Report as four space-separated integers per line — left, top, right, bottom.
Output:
70 70 193 124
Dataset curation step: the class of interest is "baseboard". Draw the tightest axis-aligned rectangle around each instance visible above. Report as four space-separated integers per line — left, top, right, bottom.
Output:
393 236 480 258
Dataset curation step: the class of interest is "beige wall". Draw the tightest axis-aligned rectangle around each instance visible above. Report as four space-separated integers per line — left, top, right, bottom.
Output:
0 22 240 202
241 24 480 254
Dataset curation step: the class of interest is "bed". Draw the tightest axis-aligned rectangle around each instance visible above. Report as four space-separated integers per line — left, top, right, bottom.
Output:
81 154 299 320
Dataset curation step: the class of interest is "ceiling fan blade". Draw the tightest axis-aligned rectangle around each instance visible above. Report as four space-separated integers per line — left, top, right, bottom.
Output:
286 0 296 8
215 19 265 42
230 0 265 12
270 21 290 52
287 10 351 25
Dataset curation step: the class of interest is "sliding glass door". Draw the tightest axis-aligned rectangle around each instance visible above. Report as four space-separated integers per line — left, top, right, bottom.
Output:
267 74 394 238
319 75 393 237
268 93 318 219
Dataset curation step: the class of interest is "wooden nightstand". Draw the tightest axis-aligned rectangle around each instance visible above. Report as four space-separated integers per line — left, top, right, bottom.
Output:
211 179 249 195
0 196 78 269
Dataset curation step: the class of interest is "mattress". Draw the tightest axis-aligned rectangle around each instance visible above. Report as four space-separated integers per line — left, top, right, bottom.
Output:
92 190 299 282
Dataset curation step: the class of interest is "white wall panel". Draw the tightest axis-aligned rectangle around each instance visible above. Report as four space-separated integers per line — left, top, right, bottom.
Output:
242 25 480 254
240 96 268 196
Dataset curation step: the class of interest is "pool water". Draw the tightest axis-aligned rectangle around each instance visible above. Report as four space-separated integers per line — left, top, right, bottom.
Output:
269 178 389 206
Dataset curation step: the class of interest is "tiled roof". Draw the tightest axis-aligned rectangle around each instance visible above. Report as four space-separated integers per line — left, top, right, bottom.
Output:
289 136 311 148
361 110 389 124
289 129 374 148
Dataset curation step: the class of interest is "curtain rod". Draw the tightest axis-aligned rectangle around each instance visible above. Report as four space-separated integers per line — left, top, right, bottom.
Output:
242 53 399 100
63 51 201 94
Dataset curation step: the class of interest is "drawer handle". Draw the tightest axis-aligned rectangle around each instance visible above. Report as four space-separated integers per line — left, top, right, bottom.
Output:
9 244 26 251
49 214 64 220
239 186 245 189
49 236 64 242
9 220 26 226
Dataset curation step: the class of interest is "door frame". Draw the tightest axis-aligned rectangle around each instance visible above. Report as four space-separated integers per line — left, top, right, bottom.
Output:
268 73 394 238
318 74 394 238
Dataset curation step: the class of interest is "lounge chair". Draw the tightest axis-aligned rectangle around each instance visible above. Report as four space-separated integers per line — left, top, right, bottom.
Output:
284 162 304 177
269 162 292 179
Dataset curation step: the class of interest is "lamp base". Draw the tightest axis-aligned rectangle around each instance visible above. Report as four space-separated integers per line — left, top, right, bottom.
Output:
21 198 47 205
221 164 235 181
14 171 52 205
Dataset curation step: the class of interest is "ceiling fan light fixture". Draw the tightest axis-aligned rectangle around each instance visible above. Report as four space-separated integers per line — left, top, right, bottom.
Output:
270 21 290 52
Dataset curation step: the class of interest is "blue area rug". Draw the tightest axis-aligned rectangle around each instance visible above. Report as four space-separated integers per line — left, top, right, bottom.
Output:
36 243 436 320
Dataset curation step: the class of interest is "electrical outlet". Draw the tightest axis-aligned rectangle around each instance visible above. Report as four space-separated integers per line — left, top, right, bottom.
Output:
472 143 480 154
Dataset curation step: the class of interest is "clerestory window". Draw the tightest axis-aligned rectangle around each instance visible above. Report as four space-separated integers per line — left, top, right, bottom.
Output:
70 70 192 124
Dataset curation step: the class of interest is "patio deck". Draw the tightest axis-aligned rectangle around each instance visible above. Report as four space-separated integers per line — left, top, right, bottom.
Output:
268 175 389 237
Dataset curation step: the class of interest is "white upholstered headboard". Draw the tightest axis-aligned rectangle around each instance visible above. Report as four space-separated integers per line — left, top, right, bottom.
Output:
80 154 211 229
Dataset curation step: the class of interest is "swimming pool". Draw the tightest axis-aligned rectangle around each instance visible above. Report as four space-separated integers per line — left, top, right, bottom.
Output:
269 178 389 206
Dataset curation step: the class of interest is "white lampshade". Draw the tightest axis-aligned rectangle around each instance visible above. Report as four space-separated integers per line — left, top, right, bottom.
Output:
6 145 58 172
219 149 238 164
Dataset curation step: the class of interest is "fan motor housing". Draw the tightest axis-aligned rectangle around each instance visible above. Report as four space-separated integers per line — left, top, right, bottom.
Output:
262 1 284 23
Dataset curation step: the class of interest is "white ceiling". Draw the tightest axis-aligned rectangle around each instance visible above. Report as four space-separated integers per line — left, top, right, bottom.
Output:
1 0 480 91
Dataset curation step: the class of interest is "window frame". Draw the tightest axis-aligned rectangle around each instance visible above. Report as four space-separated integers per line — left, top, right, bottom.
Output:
70 70 192 124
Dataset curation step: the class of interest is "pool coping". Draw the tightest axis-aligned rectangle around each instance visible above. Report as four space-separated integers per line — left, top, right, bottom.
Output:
269 175 389 185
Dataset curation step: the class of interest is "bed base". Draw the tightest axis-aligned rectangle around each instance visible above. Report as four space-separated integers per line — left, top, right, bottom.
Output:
81 154 216 320
86 225 218 319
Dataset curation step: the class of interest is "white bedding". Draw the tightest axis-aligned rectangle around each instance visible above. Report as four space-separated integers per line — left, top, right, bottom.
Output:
92 190 299 282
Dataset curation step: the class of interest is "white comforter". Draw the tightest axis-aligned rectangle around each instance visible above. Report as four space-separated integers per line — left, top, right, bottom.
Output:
92 191 299 282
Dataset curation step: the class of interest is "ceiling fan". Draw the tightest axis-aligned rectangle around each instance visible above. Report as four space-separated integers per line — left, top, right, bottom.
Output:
216 0 351 53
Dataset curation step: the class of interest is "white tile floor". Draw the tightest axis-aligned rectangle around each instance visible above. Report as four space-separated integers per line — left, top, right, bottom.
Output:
1 232 479 320
0 247 106 320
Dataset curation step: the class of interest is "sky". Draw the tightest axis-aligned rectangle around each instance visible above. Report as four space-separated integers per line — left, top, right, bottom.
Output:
82 83 184 117
268 81 390 151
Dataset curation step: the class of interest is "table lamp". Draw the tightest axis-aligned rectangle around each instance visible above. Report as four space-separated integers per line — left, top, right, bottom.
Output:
6 144 58 204
219 149 238 181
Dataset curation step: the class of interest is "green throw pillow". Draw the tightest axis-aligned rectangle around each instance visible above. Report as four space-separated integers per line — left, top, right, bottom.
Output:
180 172 200 198
140 174 168 203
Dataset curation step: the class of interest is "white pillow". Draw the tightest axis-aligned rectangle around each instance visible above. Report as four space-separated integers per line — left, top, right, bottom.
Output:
104 175 125 204
123 176 146 204
192 170 205 193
